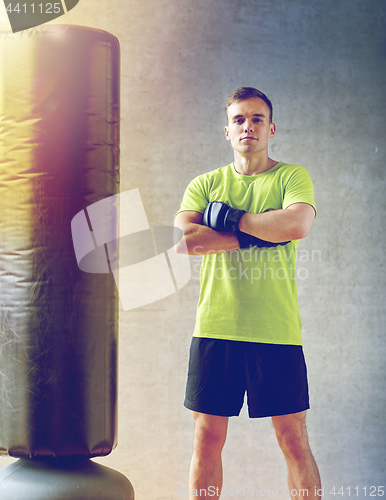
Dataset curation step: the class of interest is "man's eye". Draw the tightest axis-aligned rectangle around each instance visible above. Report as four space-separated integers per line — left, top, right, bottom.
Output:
235 119 243 124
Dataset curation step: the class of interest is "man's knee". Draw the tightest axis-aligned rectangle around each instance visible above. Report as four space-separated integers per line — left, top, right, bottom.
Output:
272 411 310 460
192 412 228 458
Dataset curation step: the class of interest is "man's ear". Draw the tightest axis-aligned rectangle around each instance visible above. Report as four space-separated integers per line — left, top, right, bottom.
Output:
269 122 276 139
224 126 231 141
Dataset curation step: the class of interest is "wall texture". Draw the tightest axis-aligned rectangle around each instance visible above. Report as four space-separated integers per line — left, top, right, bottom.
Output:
1 1 385 499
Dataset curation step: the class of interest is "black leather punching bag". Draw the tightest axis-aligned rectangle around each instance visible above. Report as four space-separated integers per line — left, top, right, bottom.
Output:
0 25 134 499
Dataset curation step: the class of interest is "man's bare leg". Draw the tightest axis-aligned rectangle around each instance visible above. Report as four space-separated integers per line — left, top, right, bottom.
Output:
188 411 229 500
272 411 322 500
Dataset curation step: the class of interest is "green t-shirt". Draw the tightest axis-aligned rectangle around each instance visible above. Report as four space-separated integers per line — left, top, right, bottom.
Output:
177 162 316 345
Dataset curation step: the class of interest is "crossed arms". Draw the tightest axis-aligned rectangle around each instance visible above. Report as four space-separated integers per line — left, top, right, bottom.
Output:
174 203 316 256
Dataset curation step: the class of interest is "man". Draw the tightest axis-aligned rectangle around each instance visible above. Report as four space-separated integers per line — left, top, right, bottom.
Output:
174 87 321 500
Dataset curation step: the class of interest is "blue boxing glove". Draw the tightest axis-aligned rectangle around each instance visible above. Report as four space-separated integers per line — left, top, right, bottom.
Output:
202 201 246 232
202 201 290 248
236 230 290 248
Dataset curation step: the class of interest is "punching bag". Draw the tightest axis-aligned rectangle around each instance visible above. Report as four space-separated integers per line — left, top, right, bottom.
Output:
0 25 134 499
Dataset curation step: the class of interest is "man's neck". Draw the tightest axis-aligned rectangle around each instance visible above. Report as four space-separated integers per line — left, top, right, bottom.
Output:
233 154 277 176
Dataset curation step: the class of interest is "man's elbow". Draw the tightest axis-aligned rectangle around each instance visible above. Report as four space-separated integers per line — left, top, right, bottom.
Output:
174 239 188 254
174 231 197 254
174 222 202 254
285 204 315 240
291 222 312 240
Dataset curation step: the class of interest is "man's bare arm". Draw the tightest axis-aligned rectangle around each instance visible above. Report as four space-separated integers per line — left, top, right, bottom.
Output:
174 210 239 255
238 203 316 243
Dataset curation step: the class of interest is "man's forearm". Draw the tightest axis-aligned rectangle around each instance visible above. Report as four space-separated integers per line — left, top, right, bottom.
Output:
238 207 312 242
175 223 239 255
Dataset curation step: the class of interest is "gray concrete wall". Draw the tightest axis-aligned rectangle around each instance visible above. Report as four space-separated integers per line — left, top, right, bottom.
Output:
1 1 385 498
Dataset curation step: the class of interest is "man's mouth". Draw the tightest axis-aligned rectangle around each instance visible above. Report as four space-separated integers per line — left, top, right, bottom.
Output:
241 136 257 141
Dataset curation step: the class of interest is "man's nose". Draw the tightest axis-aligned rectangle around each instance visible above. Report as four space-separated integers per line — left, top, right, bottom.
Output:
244 120 253 132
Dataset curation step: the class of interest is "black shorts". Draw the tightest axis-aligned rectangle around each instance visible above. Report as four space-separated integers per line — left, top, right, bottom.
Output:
184 337 310 418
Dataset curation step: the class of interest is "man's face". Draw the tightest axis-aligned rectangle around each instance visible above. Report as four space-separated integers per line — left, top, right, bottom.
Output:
225 97 276 156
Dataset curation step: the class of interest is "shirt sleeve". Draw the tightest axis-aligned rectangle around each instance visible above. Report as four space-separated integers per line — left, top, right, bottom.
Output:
175 174 210 216
282 165 316 215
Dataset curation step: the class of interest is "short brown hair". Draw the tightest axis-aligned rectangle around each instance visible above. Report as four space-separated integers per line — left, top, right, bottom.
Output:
226 87 273 123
